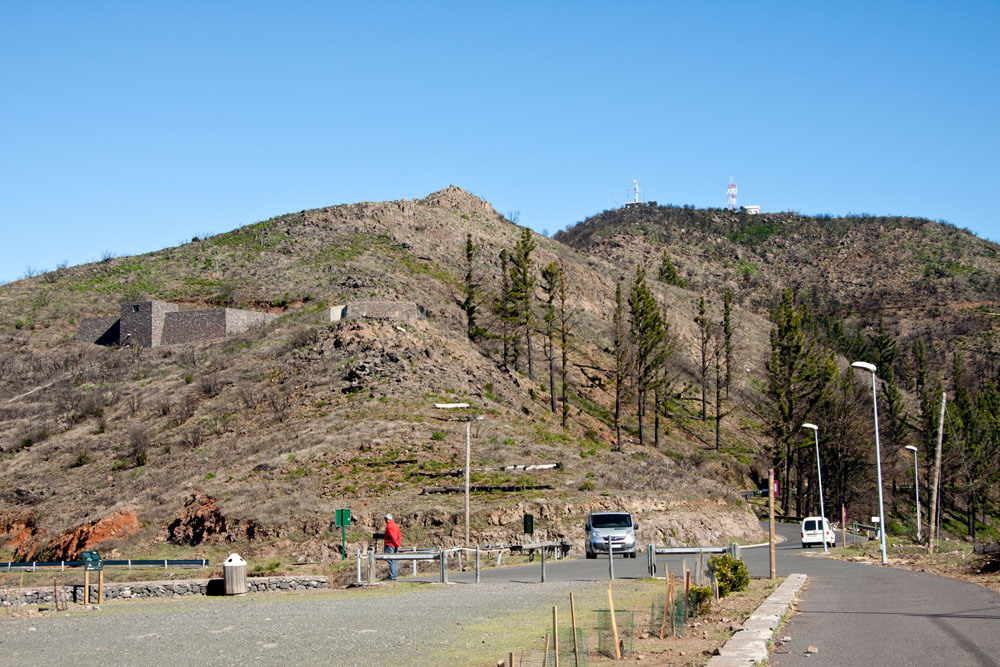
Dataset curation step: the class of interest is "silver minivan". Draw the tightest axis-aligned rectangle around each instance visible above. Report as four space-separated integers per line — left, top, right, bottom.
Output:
585 511 638 559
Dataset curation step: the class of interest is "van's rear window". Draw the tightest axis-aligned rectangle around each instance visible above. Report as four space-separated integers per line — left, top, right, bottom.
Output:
592 514 632 528
804 520 817 531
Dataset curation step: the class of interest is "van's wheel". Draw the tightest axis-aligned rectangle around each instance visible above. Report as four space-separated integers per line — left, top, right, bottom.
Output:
586 550 595 559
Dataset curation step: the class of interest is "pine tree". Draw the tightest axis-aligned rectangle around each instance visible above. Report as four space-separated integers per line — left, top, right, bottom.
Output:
696 296 711 421
657 249 685 287
460 233 486 341
629 265 666 448
763 288 836 515
509 227 536 379
541 261 561 413
495 250 517 369
723 289 734 399
653 301 675 449
556 260 574 428
612 282 632 451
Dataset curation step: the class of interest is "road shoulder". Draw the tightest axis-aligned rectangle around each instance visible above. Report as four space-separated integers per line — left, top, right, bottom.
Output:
706 573 806 666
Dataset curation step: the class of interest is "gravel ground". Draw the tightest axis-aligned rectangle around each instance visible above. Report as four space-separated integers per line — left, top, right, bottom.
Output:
0 578 613 666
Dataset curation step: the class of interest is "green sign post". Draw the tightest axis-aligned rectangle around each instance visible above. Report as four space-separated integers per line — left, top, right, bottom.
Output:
335 509 351 560
80 551 103 604
523 513 534 539
81 551 103 571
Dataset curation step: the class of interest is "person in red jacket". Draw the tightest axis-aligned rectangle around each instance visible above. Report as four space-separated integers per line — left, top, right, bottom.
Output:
384 514 402 580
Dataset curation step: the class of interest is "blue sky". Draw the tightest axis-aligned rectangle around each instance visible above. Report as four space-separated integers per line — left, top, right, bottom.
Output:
2 1 998 284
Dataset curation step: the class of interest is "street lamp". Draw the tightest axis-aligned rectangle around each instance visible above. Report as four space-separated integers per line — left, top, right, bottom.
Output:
801 423 828 553
851 361 888 565
905 445 921 542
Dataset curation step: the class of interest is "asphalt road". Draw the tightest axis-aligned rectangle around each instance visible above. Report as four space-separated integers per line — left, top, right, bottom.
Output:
761 524 1000 667
418 523 1000 667
4 522 999 665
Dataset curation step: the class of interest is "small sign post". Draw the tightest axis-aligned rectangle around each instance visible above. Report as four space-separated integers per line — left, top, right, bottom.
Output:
335 509 351 561
81 551 103 604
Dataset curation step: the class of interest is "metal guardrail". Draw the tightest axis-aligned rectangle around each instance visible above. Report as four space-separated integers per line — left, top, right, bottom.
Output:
646 543 742 577
357 542 571 586
4 558 211 572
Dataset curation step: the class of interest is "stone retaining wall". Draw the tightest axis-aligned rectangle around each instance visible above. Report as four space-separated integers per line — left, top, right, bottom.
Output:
0 575 328 606
329 301 425 323
75 316 120 345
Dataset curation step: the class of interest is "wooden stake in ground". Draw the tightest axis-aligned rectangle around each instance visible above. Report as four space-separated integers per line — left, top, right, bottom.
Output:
658 569 669 639
607 580 621 660
542 633 549 667
929 392 946 554
684 569 691 621
98 570 104 604
508 652 514 667
54 578 59 613
570 592 580 667
842 504 847 549
669 574 676 637
16 573 23 615
84 570 90 605
552 606 560 667
768 468 776 579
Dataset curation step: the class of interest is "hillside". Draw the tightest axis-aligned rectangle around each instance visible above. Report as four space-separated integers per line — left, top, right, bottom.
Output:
556 205 1000 378
0 187 766 564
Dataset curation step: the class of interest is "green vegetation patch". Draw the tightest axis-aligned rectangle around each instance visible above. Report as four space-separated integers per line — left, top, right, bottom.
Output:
727 220 783 246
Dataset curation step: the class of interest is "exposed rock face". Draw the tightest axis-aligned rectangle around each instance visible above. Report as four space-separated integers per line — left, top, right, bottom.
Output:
420 185 497 215
8 509 140 561
167 494 283 546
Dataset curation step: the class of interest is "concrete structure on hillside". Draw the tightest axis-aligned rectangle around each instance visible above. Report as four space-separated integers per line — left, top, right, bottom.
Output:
741 205 761 215
329 301 426 323
76 301 277 347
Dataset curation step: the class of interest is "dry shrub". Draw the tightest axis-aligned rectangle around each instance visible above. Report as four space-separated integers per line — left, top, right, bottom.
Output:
198 373 220 397
182 425 206 449
130 427 150 467
15 423 52 451
238 385 261 410
287 326 317 351
267 390 291 422
170 395 197 427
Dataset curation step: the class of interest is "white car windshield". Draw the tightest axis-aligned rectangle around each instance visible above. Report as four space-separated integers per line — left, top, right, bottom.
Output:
592 514 632 528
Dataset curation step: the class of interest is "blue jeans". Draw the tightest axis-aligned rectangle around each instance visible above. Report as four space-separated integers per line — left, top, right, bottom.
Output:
386 546 398 580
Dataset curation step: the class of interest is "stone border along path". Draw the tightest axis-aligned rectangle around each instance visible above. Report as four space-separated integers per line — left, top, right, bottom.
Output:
706 573 807 667
0 575 328 606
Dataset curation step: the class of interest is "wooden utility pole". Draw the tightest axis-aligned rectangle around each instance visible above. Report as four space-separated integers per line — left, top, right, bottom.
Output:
768 468 776 579
465 421 471 548
928 392 946 554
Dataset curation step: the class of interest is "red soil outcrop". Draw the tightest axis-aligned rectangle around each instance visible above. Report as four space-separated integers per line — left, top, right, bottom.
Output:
7 509 140 561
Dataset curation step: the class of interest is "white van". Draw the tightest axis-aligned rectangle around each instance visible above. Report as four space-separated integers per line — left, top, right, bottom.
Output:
801 516 835 548
585 511 638 559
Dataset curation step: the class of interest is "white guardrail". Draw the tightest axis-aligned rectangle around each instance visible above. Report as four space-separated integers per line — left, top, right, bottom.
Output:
357 541 570 585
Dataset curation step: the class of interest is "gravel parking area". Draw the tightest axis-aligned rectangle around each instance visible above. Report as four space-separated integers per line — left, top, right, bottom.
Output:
0 579 608 666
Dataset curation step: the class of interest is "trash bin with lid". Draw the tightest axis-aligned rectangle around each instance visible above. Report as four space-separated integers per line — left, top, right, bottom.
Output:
223 553 248 595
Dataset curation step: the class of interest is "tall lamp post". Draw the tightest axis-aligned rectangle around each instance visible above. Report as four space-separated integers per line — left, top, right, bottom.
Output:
801 423 828 553
905 445 921 542
851 361 888 565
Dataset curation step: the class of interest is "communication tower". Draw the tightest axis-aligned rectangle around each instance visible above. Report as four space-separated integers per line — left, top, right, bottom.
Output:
726 177 738 211
624 178 644 208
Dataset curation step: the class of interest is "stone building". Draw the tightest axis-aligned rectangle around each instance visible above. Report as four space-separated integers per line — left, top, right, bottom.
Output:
76 301 277 347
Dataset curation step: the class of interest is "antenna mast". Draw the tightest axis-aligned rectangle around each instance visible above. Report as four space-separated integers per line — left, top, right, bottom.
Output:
726 177 738 211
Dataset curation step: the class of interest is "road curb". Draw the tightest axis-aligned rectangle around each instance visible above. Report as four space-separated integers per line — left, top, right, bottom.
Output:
705 572 807 666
